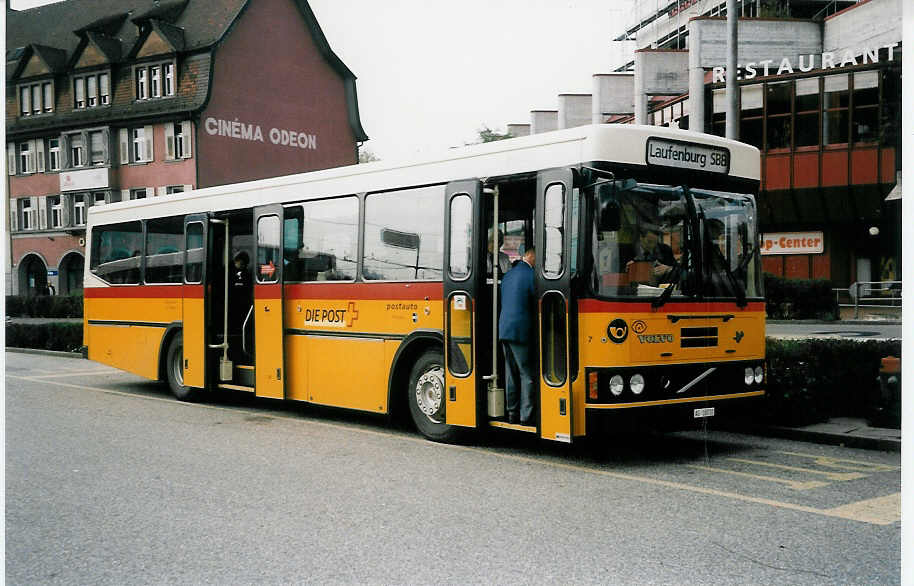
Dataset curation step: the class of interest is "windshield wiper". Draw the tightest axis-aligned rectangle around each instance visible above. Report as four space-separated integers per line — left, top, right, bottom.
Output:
717 250 749 308
652 259 686 308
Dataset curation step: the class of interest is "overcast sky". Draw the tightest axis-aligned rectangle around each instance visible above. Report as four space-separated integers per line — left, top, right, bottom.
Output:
9 0 637 161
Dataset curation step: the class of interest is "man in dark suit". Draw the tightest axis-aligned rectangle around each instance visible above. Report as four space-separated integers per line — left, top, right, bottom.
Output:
498 247 537 425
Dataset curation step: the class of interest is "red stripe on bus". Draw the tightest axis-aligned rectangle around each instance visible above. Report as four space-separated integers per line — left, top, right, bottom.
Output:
577 299 765 313
284 282 444 300
255 284 283 299
84 285 192 299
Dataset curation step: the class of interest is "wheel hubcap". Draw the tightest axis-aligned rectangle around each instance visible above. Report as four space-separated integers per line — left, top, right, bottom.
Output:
172 347 184 387
415 366 445 423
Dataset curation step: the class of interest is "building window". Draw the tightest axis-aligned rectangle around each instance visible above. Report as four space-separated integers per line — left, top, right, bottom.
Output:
89 131 106 165
166 121 192 160
73 194 87 226
766 81 792 150
795 77 820 147
853 70 879 144
75 77 86 108
174 123 185 158
93 192 107 206
99 73 110 105
130 188 147 200
19 81 54 115
823 74 849 145
19 198 36 230
135 61 175 101
18 142 34 174
166 185 184 195
48 138 61 171
164 63 174 96
69 134 85 167
136 68 148 100
73 72 109 109
711 89 726 137
740 84 763 149
150 65 161 98
132 128 146 161
49 195 63 228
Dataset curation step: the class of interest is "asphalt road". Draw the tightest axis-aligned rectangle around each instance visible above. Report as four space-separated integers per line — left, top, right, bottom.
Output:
5 352 901 585
766 321 901 340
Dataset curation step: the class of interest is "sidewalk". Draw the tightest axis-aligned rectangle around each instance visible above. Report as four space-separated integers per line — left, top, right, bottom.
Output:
724 417 901 452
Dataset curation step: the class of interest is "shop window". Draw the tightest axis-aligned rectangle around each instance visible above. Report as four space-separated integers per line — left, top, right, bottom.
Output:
739 84 763 149
852 71 879 144
794 77 820 147
766 81 792 150
364 185 444 280
285 197 359 282
823 74 849 145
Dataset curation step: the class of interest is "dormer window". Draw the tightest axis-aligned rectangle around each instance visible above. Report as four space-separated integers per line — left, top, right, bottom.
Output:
18 81 54 116
73 72 109 109
135 60 175 101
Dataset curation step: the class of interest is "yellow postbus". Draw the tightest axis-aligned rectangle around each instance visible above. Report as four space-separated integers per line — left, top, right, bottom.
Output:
84 124 765 443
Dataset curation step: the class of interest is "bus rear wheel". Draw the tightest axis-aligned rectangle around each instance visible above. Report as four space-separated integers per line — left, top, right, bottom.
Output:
165 333 201 402
407 349 461 443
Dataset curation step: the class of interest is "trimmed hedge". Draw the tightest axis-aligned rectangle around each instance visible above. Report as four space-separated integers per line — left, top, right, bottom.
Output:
762 337 901 426
5 322 84 353
764 273 839 320
5 295 83 318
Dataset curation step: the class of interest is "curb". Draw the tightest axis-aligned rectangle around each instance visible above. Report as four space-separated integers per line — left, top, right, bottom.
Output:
5 347 86 359
721 422 901 452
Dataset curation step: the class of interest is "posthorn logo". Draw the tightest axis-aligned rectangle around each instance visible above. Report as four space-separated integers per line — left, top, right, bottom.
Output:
607 319 629 344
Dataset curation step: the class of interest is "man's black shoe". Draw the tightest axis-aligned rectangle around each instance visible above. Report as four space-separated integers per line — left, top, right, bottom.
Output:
520 419 534 426
507 413 519 424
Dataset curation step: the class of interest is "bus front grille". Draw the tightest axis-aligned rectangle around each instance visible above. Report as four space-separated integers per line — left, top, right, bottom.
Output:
681 327 718 348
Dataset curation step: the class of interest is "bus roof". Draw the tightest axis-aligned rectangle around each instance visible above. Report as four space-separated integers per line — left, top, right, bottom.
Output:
88 124 759 227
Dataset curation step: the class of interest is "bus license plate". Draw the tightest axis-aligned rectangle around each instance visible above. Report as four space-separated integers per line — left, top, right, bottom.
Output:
694 407 715 419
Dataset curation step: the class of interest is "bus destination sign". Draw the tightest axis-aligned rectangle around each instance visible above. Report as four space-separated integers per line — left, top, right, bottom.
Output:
646 138 730 174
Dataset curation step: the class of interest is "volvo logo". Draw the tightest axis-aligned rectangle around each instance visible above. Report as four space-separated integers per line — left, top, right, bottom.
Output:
607 319 629 344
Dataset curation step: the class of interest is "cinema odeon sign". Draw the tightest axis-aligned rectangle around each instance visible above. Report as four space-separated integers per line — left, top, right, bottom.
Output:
711 42 899 83
204 116 318 151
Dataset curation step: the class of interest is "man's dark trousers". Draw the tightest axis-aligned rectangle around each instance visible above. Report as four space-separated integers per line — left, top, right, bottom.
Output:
498 260 536 423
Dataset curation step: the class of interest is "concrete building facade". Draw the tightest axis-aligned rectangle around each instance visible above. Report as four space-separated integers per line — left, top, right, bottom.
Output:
6 0 367 296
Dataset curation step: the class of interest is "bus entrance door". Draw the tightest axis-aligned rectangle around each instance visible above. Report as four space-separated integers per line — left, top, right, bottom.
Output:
535 169 575 443
182 214 209 389
443 180 484 428
253 205 285 399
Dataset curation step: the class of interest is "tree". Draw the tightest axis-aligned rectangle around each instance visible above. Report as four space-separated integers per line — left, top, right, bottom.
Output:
359 147 380 163
476 125 513 143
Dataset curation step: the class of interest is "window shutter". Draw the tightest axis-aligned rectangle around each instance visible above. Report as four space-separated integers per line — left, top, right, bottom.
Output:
144 125 154 162
165 123 175 160
60 135 71 169
181 121 193 158
10 204 19 232
29 196 39 228
60 194 71 227
119 128 129 164
119 189 129 203
39 196 48 229
102 129 111 165
183 184 193 192
7 143 15 175
156 186 167 197
36 139 46 172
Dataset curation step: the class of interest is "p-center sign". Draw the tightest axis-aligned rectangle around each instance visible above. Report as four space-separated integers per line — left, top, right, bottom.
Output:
761 231 824 255
646 138 730 174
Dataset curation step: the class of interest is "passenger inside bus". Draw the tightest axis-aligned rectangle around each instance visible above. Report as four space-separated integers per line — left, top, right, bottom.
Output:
626 222 675 287
486 229 512 278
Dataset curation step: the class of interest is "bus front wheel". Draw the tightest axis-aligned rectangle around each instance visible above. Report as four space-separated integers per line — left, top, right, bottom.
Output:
165 333 201 402
407 349 461 442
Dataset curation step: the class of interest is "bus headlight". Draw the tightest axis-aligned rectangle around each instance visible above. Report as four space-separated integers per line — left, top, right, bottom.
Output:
609 375 624 396
754 366 764 384
630 374 645 395
744 367 754 385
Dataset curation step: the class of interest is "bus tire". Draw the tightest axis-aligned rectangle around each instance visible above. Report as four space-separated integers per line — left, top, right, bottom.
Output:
165 333 201 402
407 349 461 443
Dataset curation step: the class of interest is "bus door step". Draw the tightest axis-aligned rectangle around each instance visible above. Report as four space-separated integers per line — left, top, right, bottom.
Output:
234 364 255 387
489 420 537 433
217 383 255 393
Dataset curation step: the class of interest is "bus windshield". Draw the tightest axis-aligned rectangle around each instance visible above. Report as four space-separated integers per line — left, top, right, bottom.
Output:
591 180 762 302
